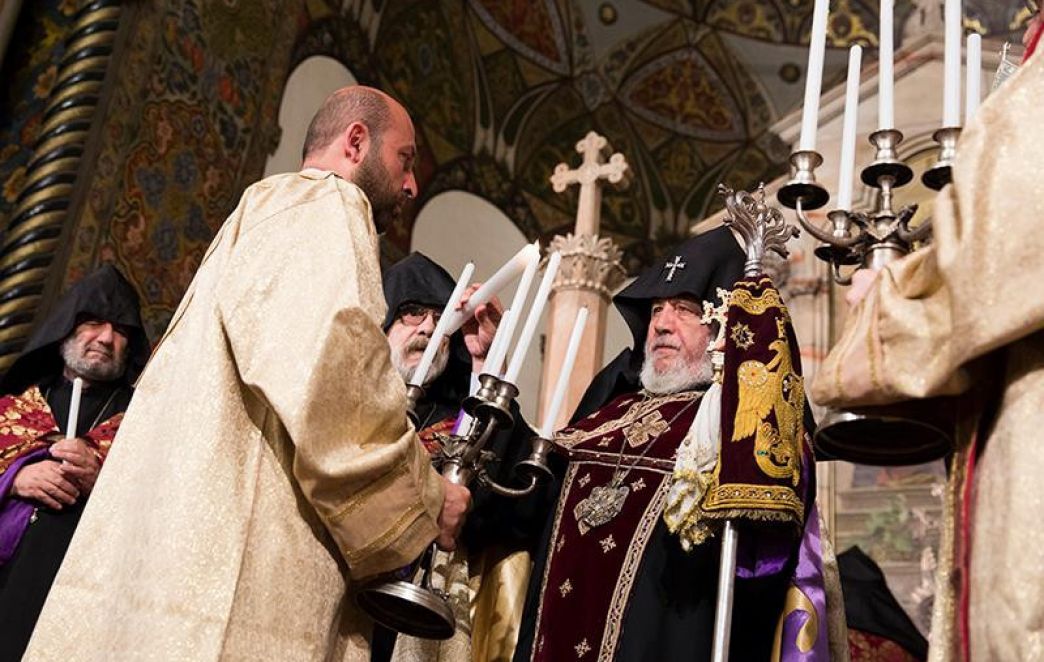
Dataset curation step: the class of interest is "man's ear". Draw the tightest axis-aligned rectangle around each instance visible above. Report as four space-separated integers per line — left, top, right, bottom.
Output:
342 121 369 165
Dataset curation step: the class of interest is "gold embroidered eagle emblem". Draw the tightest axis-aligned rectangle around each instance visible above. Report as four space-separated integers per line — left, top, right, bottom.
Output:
732 331 804 485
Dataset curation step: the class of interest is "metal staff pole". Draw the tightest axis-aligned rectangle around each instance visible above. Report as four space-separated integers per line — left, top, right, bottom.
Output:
710 184 798 662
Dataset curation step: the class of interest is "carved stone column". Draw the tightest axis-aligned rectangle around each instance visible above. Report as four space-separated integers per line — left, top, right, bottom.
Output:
537 233 626 431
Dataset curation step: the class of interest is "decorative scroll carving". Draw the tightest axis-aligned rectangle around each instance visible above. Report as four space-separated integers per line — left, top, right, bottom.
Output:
0 0 122 372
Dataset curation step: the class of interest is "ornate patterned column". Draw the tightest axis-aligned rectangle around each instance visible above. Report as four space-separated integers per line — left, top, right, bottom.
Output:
0 0 122 371
537 232 626 431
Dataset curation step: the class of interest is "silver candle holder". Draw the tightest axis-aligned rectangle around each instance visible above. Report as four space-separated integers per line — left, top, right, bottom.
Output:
775 129 955 466
357 372 553 638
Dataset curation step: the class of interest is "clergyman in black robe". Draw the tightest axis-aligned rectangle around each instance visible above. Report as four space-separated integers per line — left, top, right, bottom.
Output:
373 252 549 661
0 264 149 661
514 226 796 661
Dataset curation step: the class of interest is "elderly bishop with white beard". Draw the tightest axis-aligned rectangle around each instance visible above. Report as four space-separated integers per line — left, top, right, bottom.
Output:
513 226 795 662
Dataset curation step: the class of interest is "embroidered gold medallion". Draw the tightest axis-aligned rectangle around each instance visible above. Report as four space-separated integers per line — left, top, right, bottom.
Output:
574 477 629 535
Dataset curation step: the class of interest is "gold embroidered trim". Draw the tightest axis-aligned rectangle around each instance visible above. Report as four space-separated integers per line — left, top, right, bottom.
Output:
600 478 670 659
700 483 805 523
555 391 700 449
730 285 789 317
330 459 410 523
530 464 580 660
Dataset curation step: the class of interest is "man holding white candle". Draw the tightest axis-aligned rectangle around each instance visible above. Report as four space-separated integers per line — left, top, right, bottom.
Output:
24 87 469 662
375 252 548 662
0 265 148 661
514 227 813 662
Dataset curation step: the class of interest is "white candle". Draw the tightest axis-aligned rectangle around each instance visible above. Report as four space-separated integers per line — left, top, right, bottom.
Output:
408 262 475 387
966 32 981 122
481 307 511 377
503 251 562 385
443 243 539 335
798 0 830 151
66 377 83 438
837 45 863 211
539 307 589 439
879 0 895 129
943 0 962 127
485 243 540 377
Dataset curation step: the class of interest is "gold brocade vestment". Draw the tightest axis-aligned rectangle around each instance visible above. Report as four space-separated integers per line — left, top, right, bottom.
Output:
24 170 445 661
811 54 1044 661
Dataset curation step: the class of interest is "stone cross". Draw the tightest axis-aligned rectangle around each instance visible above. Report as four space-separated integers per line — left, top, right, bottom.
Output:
664 256 686 282
550 131 631 236
539 132 630 433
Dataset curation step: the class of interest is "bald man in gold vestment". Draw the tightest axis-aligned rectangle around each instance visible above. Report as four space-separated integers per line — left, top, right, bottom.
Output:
22 87 470 661
812 28 1044 661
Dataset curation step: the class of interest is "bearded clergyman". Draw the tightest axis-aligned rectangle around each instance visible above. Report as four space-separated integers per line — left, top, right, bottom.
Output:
0 265 149 660
513 226 818 661
374 252 549 662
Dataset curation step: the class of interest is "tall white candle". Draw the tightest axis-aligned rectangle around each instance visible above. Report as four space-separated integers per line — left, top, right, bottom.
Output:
485 243 540 377
408 262 475 387
503 251 562 385
443 243 539 335
798 0 830 151
943 0 962 127
837 45 863 211
539 307 589 439
966 32 981 122
481 307 512 377
66 377 83 438
879 0 895 129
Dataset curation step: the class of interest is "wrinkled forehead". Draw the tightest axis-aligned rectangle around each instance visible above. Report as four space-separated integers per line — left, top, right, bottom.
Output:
70 314 130 337
650 295 701 311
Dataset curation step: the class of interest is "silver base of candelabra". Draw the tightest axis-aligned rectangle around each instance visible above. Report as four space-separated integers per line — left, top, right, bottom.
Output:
814 403 954 466
356 560 456 640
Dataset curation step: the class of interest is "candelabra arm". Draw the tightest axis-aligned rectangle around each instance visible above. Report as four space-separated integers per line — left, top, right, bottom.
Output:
794 199 862 250
477 470 540 498
897 212 932 245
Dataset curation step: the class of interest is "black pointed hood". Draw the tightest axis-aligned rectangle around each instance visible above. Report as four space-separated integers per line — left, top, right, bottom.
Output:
1 264 150 395
613 225 746 360
571 227 745 420
382 252 471 400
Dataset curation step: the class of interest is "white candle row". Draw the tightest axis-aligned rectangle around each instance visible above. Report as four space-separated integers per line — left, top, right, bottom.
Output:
802 0 985 167
410 241 565 392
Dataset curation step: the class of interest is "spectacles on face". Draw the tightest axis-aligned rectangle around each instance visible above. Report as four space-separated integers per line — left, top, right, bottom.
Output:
396 303 441 327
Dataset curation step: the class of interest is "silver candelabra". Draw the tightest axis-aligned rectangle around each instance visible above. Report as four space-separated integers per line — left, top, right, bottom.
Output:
356 377 554 639
775 129 957 465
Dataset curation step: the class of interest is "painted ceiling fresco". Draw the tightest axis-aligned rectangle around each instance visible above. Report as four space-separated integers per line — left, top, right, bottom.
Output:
294 0 1029 270
0 0 1030 338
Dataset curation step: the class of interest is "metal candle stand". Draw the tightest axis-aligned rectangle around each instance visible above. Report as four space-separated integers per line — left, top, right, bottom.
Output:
357 375 554 639
775 129 957 465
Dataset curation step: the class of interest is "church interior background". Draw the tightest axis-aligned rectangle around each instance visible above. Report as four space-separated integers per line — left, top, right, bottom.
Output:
0 0 1032 639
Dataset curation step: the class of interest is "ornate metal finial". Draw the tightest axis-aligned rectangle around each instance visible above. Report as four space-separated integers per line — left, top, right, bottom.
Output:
718 184 799 278
701 287 732 384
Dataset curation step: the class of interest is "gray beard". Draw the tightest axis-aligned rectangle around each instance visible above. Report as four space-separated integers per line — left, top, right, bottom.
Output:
391 338 450 386
60 336 126 383
639 352 713 395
